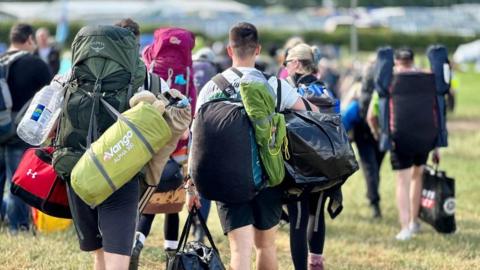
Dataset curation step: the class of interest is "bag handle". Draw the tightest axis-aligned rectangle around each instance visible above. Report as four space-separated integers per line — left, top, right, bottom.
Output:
194 206 219 252
176 207 195 252
301 97 312 111
176 207 219 253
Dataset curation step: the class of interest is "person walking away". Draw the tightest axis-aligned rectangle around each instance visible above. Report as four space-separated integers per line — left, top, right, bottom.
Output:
34 27 61 75
283 43 342 270
187 22 315 270
0 23 52 233
387 48 440 240
190 46 219 242
354 57 386 218
131 26 197 269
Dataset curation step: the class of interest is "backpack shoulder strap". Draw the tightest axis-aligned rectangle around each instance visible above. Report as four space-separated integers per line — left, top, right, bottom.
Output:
275 78 282 113
230 67 243 78
212 72 236 97
0 51 29 79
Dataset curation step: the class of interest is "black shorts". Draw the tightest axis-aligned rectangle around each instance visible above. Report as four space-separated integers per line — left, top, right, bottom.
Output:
67 178 139 256
216 187 283 235
390 150 429 170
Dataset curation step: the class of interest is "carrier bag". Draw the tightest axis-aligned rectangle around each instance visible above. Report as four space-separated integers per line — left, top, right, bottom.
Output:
71 100 171 208
168 207 226 270
10 147 71 218
419 165 456 234
283 99 358 190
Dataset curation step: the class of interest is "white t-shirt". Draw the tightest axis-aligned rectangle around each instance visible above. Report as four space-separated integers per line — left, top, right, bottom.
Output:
195 67 300 114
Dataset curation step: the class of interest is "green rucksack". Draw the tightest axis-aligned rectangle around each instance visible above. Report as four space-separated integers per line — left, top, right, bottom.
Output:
239 71 287 187
53 25 145 180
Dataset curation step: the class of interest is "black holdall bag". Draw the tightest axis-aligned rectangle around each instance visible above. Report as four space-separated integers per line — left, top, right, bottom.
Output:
168 207 225 270
281 97 359 191
419 165 456 234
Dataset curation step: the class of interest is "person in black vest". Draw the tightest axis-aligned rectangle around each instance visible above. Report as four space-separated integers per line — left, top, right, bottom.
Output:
0 23 51 233
34 28 61 75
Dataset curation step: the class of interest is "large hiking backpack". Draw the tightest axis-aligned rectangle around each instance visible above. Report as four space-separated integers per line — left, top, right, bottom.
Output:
190 69 265 203
374 46 450 153
142 27 197 164
53 25 145 181
0 51 29 143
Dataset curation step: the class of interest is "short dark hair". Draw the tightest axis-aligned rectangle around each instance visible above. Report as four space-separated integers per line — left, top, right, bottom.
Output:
115 18 140 37
395 47 414 61
9 23 34 44
229 22 259 59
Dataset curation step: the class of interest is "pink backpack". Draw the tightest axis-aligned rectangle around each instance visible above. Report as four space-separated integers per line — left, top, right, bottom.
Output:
142 27 197 112
142 27 196 163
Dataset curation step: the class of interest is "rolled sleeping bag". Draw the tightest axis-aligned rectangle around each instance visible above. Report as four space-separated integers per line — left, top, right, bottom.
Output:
71 101 172 208
374 47 394 151
427 45 450 147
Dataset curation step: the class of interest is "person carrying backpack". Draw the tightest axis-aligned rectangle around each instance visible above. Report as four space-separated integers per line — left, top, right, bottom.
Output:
54 25 146 269
190 46 219 243
129 26 197 269
283 43 343 270
0 23 52 233
187 22 315 270
353 57 386 219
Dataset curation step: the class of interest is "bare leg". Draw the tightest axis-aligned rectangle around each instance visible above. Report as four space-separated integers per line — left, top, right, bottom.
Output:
254 226 279 270
93 249 105 270
228 225 254 270
410 165 424 224
395 168 412 230
104 251 130 270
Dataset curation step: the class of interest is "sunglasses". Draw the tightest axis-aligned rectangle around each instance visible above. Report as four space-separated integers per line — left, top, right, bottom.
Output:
283 59 293 66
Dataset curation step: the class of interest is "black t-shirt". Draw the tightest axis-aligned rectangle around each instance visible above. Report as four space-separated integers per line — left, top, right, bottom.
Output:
6 51 52 112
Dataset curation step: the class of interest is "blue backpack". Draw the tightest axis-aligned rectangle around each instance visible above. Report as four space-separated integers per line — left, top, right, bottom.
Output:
298 81 340 113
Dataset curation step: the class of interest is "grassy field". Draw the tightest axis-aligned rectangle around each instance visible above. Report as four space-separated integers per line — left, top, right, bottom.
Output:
0 71 479 270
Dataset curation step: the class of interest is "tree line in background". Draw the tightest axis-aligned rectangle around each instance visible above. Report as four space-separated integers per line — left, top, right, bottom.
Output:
2 0 480 8
237 0 479 9
0 21 478 54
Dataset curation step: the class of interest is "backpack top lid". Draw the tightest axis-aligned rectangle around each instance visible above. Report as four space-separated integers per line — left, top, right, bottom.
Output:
71 25 139 77
142 27 195 70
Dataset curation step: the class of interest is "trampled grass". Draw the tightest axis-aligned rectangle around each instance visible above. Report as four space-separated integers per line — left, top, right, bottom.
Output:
0 71 479 270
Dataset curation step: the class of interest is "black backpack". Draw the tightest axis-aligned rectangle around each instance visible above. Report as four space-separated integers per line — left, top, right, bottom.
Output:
0 51 29 143
190 69 265 203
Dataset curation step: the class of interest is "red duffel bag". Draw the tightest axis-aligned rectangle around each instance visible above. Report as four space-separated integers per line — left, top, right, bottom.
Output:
10 147 71 218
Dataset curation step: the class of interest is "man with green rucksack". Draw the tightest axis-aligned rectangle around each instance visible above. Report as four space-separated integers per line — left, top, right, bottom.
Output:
188 22 316 270
53 25 145 269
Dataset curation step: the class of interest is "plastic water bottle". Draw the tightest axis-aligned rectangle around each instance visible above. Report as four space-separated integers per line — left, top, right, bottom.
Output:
17 81 64 146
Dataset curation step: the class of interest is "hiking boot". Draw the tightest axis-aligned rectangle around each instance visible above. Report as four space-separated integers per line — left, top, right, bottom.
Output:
129 236 144 270
308 254 324 270
395 228 413 241
409 221 421 235
371 204 382 219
